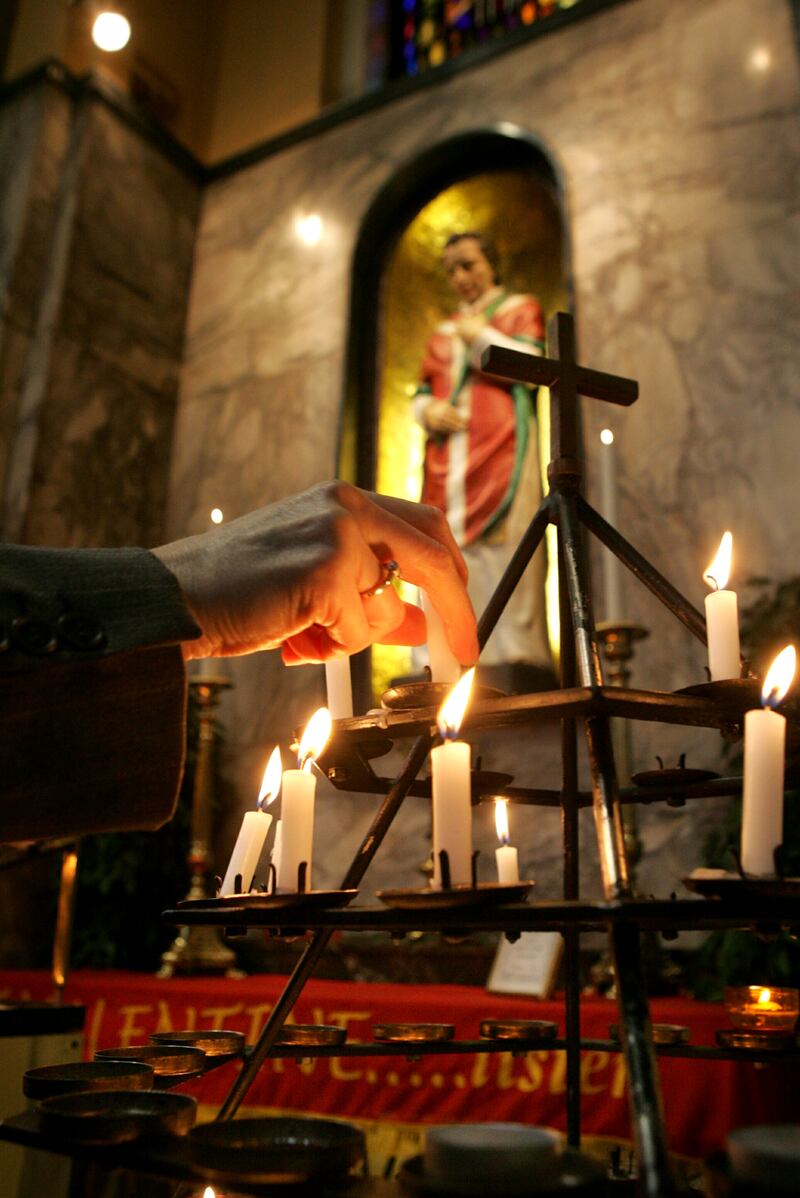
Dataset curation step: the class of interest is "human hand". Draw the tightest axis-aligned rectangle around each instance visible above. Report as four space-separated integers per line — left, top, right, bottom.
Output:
423 400 470 435
455 314 485 345
153 482 478 667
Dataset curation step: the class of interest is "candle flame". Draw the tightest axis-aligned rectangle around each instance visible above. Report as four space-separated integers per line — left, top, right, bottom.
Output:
758 988 772 1006
298 707 332 770
210 507 224 525
600 428 614 445
494 798 510 845
703 531 732 592
257 745 282 808
761 644 796 709
436 668 475 740
203 1188 216 1198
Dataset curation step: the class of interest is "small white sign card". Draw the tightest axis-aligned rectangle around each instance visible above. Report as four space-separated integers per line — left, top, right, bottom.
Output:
487 931 563 999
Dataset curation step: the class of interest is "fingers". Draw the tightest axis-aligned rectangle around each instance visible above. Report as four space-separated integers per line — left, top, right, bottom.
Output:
338 488 478 666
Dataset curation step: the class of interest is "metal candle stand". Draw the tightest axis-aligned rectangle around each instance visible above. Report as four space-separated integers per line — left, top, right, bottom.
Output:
158 675 240 978
158 313 800 1196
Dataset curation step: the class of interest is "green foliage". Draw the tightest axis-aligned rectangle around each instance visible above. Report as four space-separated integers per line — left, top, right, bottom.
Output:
686 576 800 1000
68 691 212 971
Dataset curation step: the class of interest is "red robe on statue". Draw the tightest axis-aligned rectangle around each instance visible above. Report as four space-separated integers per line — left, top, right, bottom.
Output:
416 291 545 548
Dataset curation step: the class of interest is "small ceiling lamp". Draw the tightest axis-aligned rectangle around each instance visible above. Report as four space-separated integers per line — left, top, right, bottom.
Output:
91 7 132 52
294 214 323 246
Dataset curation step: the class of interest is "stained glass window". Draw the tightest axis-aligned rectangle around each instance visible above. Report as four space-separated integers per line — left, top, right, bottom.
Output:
386 0 584 79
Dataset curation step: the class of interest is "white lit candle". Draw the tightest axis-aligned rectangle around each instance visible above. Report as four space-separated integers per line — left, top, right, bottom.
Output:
494 799 520 883
703 531 741 681
431 669 475 888
741 645 796 876
325 656 353 719
220 746 281 895
599 429 623 620
421 590 461 684
277 708 332 893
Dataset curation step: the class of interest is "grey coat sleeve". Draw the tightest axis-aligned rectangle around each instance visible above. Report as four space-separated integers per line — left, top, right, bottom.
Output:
0 545 203 842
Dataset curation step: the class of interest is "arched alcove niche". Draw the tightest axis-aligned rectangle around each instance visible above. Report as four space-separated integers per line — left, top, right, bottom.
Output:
341 127 573 703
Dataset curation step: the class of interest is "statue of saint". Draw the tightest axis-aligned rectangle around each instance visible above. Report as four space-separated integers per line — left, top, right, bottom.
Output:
412 232 552 686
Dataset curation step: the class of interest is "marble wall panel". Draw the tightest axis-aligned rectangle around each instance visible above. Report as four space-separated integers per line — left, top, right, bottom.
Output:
0 82 73 527
171 0 800 897
17 96 201 549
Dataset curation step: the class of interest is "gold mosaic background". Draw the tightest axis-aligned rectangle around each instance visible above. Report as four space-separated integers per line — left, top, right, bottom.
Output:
373 169 568 695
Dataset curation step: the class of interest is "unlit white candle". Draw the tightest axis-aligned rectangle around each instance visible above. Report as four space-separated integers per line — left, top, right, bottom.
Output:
220 809 272 895
431 739 472 887
270 821 282 884
704 590 740 681
325 656 353 719
421 591 461 684
276 770 315 892
741 707 786 876
599 430 623 620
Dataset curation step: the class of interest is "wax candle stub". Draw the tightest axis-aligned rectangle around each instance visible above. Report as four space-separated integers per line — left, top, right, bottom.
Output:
421 591 461 684
494 799 520 883
599 429 622 620
325 656 353 719
276 707 332 893
740 646 796 876
703 532 740 680
220 747 281 895
431 669 476 888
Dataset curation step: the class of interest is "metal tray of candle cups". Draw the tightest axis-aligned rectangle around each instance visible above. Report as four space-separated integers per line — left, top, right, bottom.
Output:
95 1045 206 1085
479 1019 558 1042
381 681 506 710
373 1023 455 1044
37 1089 197 1145
715 1029 797 1051
189 1115 365 1184
273 1024 347 1047
609 1023 690 1046
376 881 534 910
178 888 359 912
149 1029 245 1063
23 1060 154 1101
683 869 800 898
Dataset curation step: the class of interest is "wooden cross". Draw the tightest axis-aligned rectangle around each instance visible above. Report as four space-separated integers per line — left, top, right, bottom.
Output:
479 311 638 484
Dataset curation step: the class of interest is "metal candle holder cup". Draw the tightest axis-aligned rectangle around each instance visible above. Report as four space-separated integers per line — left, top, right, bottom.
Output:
437 848 480 891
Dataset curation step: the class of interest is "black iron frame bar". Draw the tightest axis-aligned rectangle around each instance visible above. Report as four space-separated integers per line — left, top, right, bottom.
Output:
559 530 582 1148
578 496 707 646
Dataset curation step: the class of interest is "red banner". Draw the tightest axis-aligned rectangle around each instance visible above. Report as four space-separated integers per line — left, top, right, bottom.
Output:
1 969 795 1162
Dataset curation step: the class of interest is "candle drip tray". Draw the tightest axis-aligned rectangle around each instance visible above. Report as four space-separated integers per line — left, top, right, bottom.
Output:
715 1029 797 1052
376 881 534 910
479 1019 558 1042
683 869 800 898
177 889 359 912
188 1115 365 1185
373 1023 454 1043
381 681 505 710
609 1023 690 1046
274 1025 347 1047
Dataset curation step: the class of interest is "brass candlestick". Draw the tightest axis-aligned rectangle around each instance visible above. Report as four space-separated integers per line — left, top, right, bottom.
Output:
158 674 241 977
596 620 649 868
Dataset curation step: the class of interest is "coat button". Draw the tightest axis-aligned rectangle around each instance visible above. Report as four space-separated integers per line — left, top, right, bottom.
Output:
11 617 57 655
56 613 107 652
